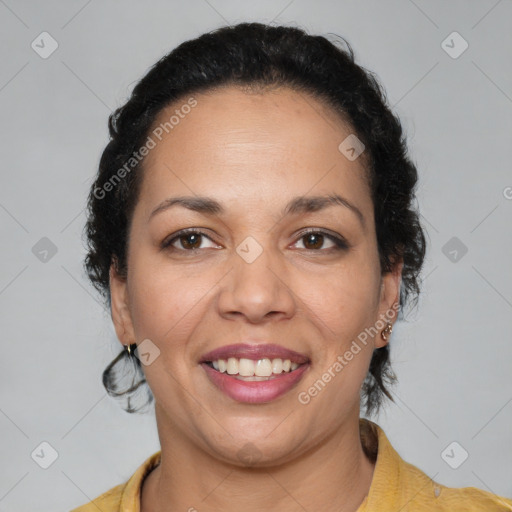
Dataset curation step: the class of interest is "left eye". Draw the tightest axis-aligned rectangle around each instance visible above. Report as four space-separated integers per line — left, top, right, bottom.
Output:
293 231 348 251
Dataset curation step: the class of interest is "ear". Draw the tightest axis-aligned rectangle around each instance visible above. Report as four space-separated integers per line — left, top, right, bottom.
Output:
109 262 136 348
374 258 403 349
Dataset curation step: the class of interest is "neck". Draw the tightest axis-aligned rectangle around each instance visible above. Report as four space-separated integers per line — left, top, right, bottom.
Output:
141 406 375 512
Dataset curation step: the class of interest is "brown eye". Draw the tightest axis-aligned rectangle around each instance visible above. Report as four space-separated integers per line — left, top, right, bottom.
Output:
302 232 325 250
179 233 202 250
161 229 219 252
293 229 349 251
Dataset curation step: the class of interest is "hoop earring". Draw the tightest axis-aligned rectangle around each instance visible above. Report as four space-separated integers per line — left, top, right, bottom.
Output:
381 322 393 341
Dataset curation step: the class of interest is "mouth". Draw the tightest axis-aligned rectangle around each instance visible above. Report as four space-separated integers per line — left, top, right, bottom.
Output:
199 343 310 404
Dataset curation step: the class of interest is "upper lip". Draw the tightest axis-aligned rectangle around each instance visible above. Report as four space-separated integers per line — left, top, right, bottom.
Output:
199 343 310 365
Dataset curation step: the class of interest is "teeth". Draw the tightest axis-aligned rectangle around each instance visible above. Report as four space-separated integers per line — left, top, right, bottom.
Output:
271 358 283 374
235 375 274 381
255 358 272 377
227 357 238 375
209 357 302 377
239 358 255 377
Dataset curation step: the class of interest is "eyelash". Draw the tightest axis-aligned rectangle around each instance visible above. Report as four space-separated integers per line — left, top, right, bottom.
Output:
161 228 349 253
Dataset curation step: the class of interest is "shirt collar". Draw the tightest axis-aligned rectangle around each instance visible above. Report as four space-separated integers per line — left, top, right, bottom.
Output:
120 449 161 512
357 418 401 511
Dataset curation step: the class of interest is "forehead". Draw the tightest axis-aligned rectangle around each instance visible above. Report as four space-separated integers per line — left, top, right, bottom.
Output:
138 86 372 219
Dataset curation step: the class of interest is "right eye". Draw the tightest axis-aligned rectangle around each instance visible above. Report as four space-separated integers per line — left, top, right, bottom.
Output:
161 229 221 252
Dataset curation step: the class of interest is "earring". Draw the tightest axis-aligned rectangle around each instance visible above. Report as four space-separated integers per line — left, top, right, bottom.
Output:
381 322 393 341
124 343 137 356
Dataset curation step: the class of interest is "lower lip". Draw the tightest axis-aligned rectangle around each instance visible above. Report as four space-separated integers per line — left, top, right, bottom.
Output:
201 363 310 404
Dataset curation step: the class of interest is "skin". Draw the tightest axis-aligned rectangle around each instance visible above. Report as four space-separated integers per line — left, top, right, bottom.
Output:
110 85 402 512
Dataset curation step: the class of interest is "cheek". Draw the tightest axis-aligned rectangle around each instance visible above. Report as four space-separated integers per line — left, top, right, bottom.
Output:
127 258 214 346
298 260 381 341
292 255 381 408
126 263 211 403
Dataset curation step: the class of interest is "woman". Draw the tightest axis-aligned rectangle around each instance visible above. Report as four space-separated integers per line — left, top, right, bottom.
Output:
73 22 512 512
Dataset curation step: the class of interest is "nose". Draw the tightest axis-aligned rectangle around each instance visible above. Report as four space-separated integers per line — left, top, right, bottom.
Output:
217 242 297 324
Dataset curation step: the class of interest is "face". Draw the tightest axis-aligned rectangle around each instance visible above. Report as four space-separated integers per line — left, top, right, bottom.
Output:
110 85 402 466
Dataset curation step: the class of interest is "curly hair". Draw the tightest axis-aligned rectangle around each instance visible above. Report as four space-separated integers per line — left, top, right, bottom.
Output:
83 22 426 417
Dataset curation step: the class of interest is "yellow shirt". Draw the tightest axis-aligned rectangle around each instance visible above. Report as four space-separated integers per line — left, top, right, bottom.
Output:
71 419 512 511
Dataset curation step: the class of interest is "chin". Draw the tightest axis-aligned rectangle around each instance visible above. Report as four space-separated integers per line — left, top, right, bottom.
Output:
197 418 307 468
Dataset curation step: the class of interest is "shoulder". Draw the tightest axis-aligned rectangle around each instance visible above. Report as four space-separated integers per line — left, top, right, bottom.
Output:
399 456 512 511
69 482 125 511
439 486 512 510
362 420 512 511
69 450 161 511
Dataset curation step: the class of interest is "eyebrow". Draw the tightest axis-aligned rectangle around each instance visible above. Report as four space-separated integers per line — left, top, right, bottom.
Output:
149 193 365 227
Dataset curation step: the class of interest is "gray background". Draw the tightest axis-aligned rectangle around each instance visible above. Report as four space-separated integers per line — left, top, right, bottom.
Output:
1 1 511 510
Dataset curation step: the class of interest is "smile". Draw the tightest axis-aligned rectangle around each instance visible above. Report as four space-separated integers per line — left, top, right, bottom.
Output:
199 343 310 403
